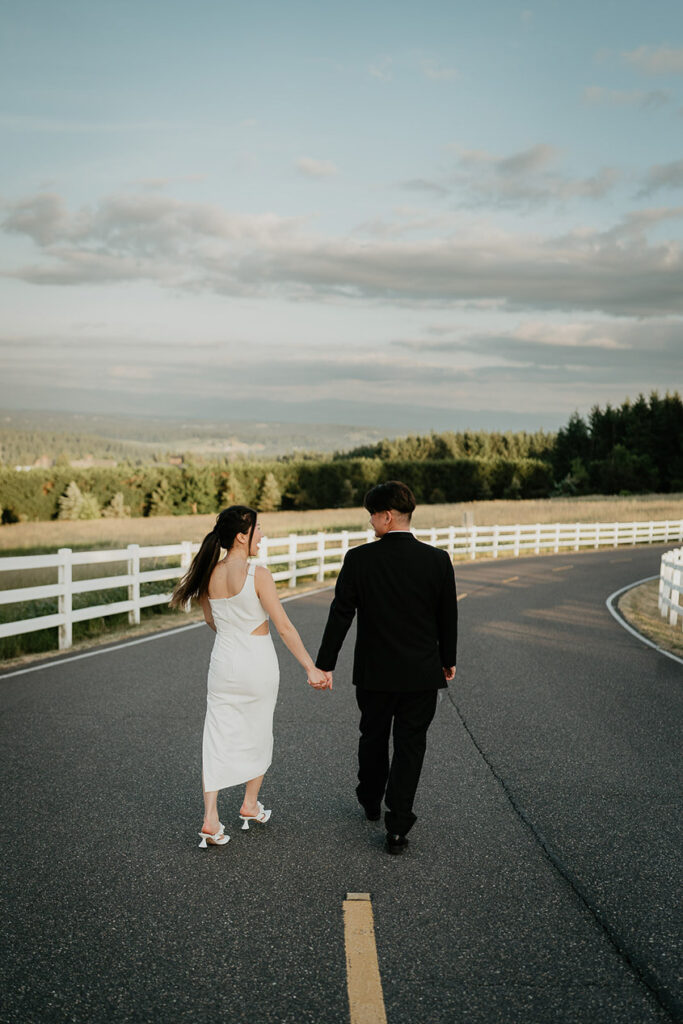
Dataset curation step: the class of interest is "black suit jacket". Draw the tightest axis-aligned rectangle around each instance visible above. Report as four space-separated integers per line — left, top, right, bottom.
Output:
315 531 458 692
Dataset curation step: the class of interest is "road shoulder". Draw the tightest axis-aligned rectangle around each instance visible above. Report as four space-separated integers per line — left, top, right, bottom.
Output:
618 579 683 659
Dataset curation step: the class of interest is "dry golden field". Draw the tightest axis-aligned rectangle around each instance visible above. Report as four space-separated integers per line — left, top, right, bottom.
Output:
1 493 682 553
618 579 683 659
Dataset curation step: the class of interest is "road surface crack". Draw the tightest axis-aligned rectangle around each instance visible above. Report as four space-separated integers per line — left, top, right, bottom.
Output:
446 691 679 1024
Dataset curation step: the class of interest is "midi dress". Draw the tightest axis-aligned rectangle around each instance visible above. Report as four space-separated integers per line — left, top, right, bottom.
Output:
202 562 280 791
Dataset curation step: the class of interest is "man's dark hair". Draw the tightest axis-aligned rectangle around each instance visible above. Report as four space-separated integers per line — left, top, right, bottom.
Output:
364 481 416 517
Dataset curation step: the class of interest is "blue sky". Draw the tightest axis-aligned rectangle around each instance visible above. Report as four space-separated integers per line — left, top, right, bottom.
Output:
1 0 682 431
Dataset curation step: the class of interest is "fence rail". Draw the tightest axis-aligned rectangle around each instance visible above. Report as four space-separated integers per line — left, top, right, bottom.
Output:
659 547 683 630
1 519 682 652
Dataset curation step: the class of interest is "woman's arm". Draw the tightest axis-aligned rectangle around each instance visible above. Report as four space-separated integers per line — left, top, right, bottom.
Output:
199 594 217 632
255 567 330 688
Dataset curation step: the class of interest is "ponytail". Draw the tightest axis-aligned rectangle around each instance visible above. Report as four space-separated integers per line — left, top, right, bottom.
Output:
170 529 221 608
170 505 257 609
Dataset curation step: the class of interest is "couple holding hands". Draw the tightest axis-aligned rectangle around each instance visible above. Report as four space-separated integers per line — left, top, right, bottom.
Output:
171 480 458 855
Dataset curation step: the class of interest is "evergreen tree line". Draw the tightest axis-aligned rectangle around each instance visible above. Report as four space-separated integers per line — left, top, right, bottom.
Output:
337 429 555 462
338 394 683 495
0 393 680 523
551 392 683 495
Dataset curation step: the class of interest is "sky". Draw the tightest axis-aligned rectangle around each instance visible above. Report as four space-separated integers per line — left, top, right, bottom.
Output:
1 0 682 433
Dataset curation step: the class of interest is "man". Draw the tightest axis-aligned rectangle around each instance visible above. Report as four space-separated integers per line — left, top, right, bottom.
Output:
315 481 458 855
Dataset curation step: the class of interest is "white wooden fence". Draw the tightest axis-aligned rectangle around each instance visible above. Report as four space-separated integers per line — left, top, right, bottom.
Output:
1 518 682 652
659 547 683 629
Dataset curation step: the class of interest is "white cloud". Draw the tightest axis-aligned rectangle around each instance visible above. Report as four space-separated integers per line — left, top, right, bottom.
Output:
637 159 683 197
623 46 683 75
401 145 620 207
583 85 672 108
421 59 459 81
369 56 392 81
296 157 338 178
109 365 154 380
449 145 619 205
5 314 678 424
510 321 627 349
4 190 683 318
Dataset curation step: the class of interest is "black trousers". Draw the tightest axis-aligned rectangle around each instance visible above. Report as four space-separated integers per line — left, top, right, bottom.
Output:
355 688 438 836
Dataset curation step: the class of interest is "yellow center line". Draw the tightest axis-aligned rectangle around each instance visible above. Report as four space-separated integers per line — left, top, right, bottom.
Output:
551 564 574 572
457 592 468 601
502 575 519 583
343 893 387 1024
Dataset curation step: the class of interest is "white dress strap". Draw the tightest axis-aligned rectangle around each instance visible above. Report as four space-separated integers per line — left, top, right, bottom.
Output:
247 562 257 577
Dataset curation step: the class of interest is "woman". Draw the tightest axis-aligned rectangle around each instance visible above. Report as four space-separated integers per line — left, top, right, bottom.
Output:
171 505 330 848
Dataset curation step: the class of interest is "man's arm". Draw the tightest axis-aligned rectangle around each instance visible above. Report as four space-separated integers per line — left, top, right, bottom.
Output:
437 554 458 671
315 555 357 671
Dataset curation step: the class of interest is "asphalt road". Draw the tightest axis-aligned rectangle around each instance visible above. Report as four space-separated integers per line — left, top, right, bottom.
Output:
1 544 681 1024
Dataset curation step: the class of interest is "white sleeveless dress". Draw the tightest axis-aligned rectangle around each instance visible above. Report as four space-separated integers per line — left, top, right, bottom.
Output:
203 563 280 791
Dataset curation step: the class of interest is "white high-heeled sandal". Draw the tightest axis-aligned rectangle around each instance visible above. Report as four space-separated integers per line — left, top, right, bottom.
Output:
239 801 272 830
198 822 230 848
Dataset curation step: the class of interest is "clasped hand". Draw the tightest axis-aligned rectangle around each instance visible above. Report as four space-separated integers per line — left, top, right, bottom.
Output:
307 667 333 690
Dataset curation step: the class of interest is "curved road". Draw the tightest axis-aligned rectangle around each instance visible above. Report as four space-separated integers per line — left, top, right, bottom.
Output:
1 544 681 1024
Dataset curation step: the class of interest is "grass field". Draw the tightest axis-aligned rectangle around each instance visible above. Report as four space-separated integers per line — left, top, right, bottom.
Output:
618 579 683 659
1 492 682 555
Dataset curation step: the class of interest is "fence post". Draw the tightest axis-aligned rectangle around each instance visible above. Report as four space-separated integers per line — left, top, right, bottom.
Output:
58 547 72 651
288 534 297 589
469 526 477 561
594 523 600 550
669 567 681 627
658 555 669 615
180 540 193 613
180 540 193 573
554 523 560 554
534 523 541 555
492 524 499 559
430 527 437 549
447 526 455 561
259 535 269 567
574 524 580 552
128 544 141 625
513 526 520 558
316 532 325 582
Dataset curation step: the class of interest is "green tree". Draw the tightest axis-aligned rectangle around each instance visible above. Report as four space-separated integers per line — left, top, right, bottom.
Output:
337 478 357 507
258 472 282 512
552 412 590 480
79 492 101 519
58 481 100 520
58 481 84 520
102 492 131 518
218 469 248 507
147 477 174 516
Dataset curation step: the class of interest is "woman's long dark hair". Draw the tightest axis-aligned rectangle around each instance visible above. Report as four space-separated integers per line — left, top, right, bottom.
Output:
170 505 257 608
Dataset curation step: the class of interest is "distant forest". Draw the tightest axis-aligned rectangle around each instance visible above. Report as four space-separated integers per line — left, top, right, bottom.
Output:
0 411 382 465
337 392 683 496
0 393 681 523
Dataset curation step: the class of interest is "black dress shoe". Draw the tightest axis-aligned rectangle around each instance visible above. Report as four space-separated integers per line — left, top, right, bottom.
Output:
385 833 409 855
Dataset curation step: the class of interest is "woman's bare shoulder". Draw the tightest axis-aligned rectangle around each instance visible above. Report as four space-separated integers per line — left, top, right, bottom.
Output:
254 564 274 584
